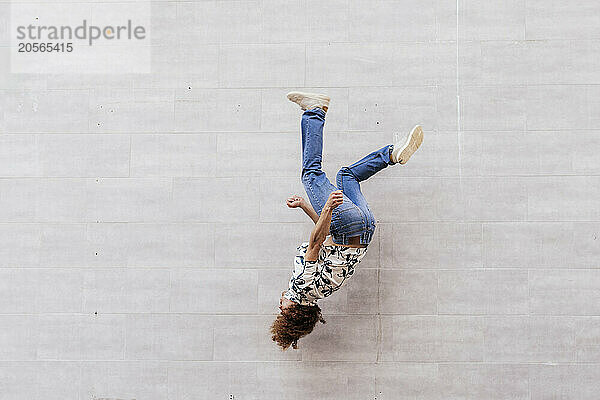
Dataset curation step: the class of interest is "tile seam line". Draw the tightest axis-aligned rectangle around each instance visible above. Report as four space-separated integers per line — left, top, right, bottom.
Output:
1 360 599 365
5 174 600 177
2 312 596 316
4 129 596 133
2 267 600 271
3 220 600 224
456 0 462 188
0 264 600 273
6 83 600 92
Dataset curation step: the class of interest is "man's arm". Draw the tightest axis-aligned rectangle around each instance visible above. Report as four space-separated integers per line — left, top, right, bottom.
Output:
286 195 319 224
300 201 320 224
305 191 343 261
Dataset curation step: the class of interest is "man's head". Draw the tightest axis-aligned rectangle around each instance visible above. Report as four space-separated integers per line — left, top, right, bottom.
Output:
270 291 325 350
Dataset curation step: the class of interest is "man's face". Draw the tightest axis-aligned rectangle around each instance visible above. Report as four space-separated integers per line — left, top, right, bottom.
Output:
279 291 294 312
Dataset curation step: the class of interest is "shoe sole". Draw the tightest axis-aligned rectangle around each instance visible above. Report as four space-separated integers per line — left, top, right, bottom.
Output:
395 125 423 164
286 91 330 108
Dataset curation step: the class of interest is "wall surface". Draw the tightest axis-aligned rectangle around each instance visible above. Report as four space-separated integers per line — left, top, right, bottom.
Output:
1 0 600 399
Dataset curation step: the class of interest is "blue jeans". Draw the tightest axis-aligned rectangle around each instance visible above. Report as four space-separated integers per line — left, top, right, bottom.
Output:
300 108 394 246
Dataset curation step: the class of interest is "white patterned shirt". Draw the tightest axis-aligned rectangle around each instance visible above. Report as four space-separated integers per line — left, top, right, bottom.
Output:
284 239 368 306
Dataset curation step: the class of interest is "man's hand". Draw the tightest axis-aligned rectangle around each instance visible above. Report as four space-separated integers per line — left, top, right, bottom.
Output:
324 190 343 210
286 195 305 208
289 194 320 224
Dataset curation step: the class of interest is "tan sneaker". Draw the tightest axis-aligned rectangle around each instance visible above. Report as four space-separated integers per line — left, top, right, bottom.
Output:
286 91 330 111
391 125 424 164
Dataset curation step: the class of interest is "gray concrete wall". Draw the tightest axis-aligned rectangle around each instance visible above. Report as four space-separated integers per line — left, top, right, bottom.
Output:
1 0 600 399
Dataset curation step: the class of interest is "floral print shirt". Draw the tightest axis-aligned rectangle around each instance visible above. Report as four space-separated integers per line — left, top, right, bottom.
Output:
284 239 368 306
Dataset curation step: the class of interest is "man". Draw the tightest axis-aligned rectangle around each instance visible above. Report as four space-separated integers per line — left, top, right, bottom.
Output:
271 92 424 350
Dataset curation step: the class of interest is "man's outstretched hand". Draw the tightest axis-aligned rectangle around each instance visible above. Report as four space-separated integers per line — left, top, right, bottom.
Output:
325 190 343 210
286 195 305 208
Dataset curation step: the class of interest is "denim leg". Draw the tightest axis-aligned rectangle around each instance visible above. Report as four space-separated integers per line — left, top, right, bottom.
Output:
336 145 393 232
345 144 394 182
300 108 338 215
336 144 393 207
